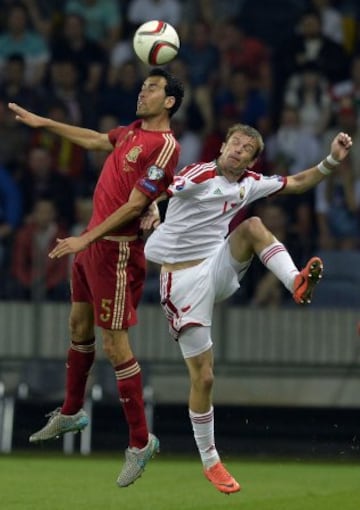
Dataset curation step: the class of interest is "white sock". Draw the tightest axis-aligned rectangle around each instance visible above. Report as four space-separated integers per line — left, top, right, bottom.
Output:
259 242 299 292
189 406 220 469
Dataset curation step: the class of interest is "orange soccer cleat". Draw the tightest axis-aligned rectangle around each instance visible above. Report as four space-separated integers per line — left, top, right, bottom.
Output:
293 256 323 304
204 461 241 494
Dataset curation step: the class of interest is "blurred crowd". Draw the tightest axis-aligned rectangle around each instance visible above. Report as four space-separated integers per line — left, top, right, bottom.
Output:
0 0 359 305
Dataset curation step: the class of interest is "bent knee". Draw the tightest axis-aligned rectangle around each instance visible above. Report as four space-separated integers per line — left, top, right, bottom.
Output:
238 216 270 241
242 216 263 233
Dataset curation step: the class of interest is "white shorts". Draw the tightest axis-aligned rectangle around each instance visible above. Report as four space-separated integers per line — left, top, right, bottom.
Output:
160 240 252 340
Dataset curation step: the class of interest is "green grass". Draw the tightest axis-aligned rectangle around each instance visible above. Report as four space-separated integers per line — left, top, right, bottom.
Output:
0 453 359 510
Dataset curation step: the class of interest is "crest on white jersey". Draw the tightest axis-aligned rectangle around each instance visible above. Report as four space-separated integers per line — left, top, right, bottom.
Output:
174 175 185 190
147 165 165 180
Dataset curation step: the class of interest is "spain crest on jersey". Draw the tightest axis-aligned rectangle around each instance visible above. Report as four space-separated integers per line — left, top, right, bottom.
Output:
126 146 142 163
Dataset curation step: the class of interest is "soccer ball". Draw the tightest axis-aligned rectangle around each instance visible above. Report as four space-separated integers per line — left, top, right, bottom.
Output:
133 20 180 66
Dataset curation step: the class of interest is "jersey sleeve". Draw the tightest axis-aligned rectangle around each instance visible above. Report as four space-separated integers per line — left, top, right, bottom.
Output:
134 135 180 200
247 172 287 202
167 163 215 198
108 126 126 147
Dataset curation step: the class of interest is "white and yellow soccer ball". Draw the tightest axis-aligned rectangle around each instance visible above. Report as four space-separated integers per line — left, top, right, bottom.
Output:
133 20 180 66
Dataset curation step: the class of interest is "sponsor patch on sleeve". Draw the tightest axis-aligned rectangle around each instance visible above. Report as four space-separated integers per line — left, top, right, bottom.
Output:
139 179 157 193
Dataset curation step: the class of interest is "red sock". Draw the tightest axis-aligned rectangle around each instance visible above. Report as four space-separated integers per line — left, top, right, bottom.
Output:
115 358 148 448
61 338 95 415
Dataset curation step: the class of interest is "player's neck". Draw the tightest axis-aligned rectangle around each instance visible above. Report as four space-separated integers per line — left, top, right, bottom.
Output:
216 159 238 183
141 116 171 132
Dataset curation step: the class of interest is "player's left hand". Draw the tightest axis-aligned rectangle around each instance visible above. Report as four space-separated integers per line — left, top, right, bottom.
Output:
49 236 90 258
140 201 161 230
331 132 352 161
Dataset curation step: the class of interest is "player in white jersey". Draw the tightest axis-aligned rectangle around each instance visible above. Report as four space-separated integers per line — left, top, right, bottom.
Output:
144 124 352 494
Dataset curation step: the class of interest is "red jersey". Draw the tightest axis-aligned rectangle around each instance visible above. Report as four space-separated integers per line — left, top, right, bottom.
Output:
87 119 180 236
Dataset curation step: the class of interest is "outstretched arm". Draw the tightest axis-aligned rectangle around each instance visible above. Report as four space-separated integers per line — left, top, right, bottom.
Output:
49 188 151 258
281 132 352 194
8 102 112 151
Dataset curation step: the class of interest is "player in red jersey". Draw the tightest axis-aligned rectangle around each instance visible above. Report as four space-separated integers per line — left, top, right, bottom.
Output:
8 68 184 487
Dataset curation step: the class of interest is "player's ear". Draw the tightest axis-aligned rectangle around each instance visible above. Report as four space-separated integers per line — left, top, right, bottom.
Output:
219 142 225 154
165 95 175 110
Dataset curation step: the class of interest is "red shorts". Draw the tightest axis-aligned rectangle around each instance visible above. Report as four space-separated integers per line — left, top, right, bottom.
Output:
71 237 146 330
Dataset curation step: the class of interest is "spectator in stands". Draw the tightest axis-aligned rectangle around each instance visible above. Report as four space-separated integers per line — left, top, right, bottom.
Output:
21 0 64 39
127 0 182 31
29 100 87 180
68 195 93 275
324 98 360 206
180 0 246 39
0 99 28 169
0 3 50 86
277 9 350 83
178 20 220 133
11 198 70 301
70 195 93 237
45 57 97 128
315 165 359 251
310 0 345 45
0 53 43 113
283 61 332 136
214 69 270 130
107 34 135 86
65 0 122 51
167 57 205 132
265 105 321 256
19 145 75 228
179 20 219 90
99 59 142 125
331 53 360 123
200 108 239 162
315 102 360 250
273 8 350 122
50 13 107 94
171 112 202 172
214 21 271 84
266 105 322 175
0 163 23 297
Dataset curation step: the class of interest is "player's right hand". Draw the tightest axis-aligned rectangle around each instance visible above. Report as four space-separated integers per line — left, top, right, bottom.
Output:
49 236 90 258
8 102 46 128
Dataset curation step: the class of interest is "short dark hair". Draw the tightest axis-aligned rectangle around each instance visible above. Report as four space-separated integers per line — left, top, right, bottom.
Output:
148 68 184 117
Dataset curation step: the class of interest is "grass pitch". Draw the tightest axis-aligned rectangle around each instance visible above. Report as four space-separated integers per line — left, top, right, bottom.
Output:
0 453 359 510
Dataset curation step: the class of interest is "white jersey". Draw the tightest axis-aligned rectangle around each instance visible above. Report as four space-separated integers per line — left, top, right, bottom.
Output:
145 160 286 264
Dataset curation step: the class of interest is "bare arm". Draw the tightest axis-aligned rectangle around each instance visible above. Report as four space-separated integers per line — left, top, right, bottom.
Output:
8 102 112 151
139 192 169 230
49 188 151 258
280 132 352 194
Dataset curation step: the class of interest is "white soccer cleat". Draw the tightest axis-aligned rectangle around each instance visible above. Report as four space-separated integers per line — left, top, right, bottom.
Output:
29 408 89 442
117 433 160 487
